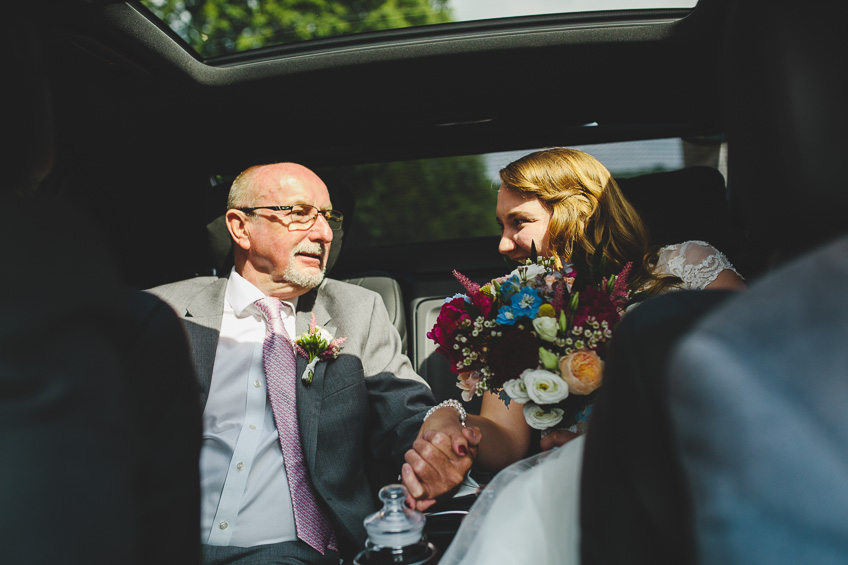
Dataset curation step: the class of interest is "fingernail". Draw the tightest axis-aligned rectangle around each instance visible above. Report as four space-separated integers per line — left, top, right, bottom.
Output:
457 445 467 456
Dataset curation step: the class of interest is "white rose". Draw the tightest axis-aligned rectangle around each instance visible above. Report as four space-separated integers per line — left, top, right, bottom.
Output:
522 263 547 279
522 368 569 404
503 378 530 404
507 263 547 282
317 326 333 343
532 316 559 342
522 402 565 430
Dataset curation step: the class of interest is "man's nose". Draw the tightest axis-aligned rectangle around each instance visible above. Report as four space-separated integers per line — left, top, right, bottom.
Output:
309 213 334 243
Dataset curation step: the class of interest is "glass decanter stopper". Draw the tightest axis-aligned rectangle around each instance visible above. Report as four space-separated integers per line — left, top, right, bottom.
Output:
358 484 436 564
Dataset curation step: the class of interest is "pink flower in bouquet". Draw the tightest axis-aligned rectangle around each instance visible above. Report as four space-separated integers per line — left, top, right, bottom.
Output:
559 350 604 395
426 296 470 369
468 289 496 318
456 371 482 401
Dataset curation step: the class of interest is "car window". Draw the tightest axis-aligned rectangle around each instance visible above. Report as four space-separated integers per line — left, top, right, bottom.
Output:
140 0 698 59
322 136 724 249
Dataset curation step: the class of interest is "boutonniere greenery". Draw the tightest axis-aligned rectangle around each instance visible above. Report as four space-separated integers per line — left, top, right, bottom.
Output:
293 313 347 385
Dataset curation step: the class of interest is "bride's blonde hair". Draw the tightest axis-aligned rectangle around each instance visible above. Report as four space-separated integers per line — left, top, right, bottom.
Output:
499 147 677 295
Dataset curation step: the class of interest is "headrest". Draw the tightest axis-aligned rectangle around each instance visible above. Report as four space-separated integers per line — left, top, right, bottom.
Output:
618 166 743 266
341 272 407 354
723 0 848 262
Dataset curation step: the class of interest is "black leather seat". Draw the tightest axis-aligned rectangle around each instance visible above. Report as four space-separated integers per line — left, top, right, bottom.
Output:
618 165 750 276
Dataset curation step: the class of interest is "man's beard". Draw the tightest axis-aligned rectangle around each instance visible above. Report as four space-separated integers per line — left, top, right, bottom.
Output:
283 241 327 289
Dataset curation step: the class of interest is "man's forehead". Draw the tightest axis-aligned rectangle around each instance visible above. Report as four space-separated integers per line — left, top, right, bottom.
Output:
251 163 329 202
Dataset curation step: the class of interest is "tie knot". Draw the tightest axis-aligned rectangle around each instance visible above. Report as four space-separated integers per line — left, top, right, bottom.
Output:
254 296 284 325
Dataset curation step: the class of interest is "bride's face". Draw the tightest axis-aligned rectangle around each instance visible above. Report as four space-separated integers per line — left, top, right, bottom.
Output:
496 186 552 261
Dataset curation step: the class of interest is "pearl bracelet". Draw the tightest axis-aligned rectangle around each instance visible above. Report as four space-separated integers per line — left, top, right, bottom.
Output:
423 399 467 427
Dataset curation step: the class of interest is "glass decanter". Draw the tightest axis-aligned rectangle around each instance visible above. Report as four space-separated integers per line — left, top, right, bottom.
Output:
354 484 437 564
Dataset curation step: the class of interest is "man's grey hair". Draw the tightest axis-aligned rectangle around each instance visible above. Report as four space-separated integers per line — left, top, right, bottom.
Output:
226 166 263 210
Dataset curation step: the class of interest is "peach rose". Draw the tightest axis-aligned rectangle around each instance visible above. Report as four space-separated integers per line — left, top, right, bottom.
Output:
456 371 482 402
559 350 603 395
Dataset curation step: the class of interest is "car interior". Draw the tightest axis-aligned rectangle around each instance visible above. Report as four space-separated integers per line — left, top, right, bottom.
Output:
27 0 758 402
8 0 848 561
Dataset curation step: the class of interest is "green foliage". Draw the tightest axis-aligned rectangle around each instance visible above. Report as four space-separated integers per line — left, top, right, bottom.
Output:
333 155 500 248
141 0 493 249
142 0 453 57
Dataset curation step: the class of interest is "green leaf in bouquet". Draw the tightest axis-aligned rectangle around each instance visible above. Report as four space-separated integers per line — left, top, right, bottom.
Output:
539 347 559 370
502 240 539 271
569 291 580 312
572 226 611 290
591 228 611 284
606 274 617 293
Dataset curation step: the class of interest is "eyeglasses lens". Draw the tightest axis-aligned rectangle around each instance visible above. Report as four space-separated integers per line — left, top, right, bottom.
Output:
288 205 343 230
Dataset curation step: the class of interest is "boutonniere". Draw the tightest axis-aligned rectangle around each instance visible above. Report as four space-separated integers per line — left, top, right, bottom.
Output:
293 313 347 385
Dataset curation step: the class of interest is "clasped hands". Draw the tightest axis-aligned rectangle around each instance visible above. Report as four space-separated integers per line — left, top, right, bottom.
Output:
401 407 482 511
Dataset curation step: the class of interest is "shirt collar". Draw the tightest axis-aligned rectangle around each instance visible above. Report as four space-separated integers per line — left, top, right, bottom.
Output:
226 268 298 318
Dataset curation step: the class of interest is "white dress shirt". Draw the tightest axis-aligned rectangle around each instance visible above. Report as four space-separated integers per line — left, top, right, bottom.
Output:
200 270 299 547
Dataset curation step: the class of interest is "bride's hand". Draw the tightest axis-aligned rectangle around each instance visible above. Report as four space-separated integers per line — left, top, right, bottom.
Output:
402 424 482 511
540 429 579 451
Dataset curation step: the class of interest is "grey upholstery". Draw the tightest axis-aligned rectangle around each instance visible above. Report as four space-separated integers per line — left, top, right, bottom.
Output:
341 272 408 355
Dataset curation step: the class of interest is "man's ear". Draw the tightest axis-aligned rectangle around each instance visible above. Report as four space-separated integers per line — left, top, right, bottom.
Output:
225 209 251 251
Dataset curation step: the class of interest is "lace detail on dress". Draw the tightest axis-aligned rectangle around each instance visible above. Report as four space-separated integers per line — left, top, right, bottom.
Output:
655 240 741 290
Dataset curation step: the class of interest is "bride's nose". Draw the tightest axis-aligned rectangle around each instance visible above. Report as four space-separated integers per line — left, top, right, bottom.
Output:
499 233 516 256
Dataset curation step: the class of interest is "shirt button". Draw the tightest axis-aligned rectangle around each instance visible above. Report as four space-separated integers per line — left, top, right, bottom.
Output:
236 462 245 471
249 424 256 430
219 521 228 530
253 380 261 388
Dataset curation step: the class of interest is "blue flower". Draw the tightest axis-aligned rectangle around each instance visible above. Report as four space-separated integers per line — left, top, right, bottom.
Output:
496 305 518 325
576 405 593 423
496 287 542 325
445 293 470 303
499 275 522 302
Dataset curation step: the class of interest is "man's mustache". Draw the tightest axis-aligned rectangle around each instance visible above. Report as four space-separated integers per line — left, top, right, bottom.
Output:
293 241 327 264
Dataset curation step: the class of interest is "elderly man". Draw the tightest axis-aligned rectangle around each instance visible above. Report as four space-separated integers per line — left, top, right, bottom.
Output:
149 162 475 564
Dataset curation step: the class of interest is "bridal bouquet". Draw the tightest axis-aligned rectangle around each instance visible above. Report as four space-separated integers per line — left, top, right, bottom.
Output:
427 257 631 431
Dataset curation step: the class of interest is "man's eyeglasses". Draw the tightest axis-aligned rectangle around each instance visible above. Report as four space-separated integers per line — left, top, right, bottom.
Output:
236 204 344 230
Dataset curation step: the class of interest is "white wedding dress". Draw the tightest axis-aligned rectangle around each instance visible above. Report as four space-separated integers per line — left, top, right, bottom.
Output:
440 241 739 565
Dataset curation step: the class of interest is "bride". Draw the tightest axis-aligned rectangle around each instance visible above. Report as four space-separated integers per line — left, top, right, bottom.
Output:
409 147 745 564
461 147 745 473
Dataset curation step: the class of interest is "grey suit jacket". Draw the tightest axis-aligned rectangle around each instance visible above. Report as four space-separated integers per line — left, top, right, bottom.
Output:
668 235 848 565
148 275 435 549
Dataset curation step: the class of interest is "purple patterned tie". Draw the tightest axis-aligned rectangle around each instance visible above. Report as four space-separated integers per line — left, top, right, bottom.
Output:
254 297 337 554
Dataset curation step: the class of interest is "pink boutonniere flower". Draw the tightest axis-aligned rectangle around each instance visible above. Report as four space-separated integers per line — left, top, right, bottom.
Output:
293 313 347 385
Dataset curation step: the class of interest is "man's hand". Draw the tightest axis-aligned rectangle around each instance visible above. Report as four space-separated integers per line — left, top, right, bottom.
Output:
402 410 481 512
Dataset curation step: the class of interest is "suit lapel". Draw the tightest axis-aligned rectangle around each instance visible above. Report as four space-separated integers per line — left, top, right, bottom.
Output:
295 287 335 473
181 278 228 408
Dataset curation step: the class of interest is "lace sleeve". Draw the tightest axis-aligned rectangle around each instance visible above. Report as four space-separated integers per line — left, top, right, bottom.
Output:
654 240 742 290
